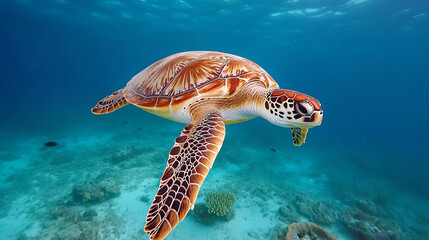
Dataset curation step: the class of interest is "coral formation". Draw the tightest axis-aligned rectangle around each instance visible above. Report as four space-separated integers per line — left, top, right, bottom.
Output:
27 201 123 240
52 205 80 223
192 202 234 225
278 204 300 223
205 191 236 217
281 222 338 240
294 194 336 225
111 145 138 164
71 175 120 204
340 208 400 240
192 191 236 224
110 145 166 169
82 209 98 221
356 198 377 215
192 203 218 225
43 204 99 239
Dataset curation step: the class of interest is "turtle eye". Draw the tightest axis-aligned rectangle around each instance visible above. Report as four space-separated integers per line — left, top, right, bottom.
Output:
295 100 314 116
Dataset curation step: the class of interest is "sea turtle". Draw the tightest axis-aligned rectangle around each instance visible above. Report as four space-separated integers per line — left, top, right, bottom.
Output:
91 51 323 239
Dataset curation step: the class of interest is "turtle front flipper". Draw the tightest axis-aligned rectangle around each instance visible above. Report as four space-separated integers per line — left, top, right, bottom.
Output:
91 88 129 114
291 127 308 146
145 111 225 240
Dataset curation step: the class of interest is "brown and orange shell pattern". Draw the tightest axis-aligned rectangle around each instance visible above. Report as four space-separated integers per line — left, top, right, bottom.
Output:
123 51 278 114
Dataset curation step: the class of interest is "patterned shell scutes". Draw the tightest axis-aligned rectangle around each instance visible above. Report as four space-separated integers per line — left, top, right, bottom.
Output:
123 51 278 110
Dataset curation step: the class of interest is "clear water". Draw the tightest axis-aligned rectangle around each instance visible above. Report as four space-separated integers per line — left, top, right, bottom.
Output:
1 0 428 239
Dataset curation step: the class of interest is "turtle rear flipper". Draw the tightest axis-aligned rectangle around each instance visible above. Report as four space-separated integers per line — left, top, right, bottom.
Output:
91 88 129 114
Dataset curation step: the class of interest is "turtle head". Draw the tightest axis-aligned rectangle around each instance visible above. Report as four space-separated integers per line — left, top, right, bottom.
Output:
262 89 323 128
261 89 323 145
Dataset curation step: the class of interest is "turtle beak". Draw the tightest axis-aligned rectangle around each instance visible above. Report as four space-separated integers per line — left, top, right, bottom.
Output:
313 111 323 126
299 111 323 128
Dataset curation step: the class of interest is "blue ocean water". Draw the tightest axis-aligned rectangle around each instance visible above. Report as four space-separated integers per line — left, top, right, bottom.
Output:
1 0 429 239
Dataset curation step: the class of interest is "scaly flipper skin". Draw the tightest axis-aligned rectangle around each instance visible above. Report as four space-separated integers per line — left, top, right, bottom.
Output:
91 88 129 114
291 127 308 146
145 111 225 240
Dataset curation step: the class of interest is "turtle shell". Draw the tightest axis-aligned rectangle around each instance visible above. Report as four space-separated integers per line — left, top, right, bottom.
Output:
123 51 278 113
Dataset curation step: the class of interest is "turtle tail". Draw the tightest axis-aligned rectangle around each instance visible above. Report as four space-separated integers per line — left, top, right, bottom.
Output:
91 88 129 114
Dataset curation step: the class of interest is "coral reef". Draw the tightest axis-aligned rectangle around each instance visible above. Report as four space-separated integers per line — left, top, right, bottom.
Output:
294 194 336 225
278 204 300 223
25 201 123 240
43 205 99 239
110 145 166 169
355 198 377 215
281 222 338 240
192 191 236 224
205 191 236 217
192 203 218 225
82 209 98 221
71 175 120 204
111 145 139 164
192 202 234 225
52 205 80 223
340 208 400 240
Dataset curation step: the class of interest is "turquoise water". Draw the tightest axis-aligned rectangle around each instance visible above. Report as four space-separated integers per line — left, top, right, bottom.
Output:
1 1 429 239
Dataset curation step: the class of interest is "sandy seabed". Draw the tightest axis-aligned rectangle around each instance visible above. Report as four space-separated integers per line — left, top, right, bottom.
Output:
0 121 428 240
